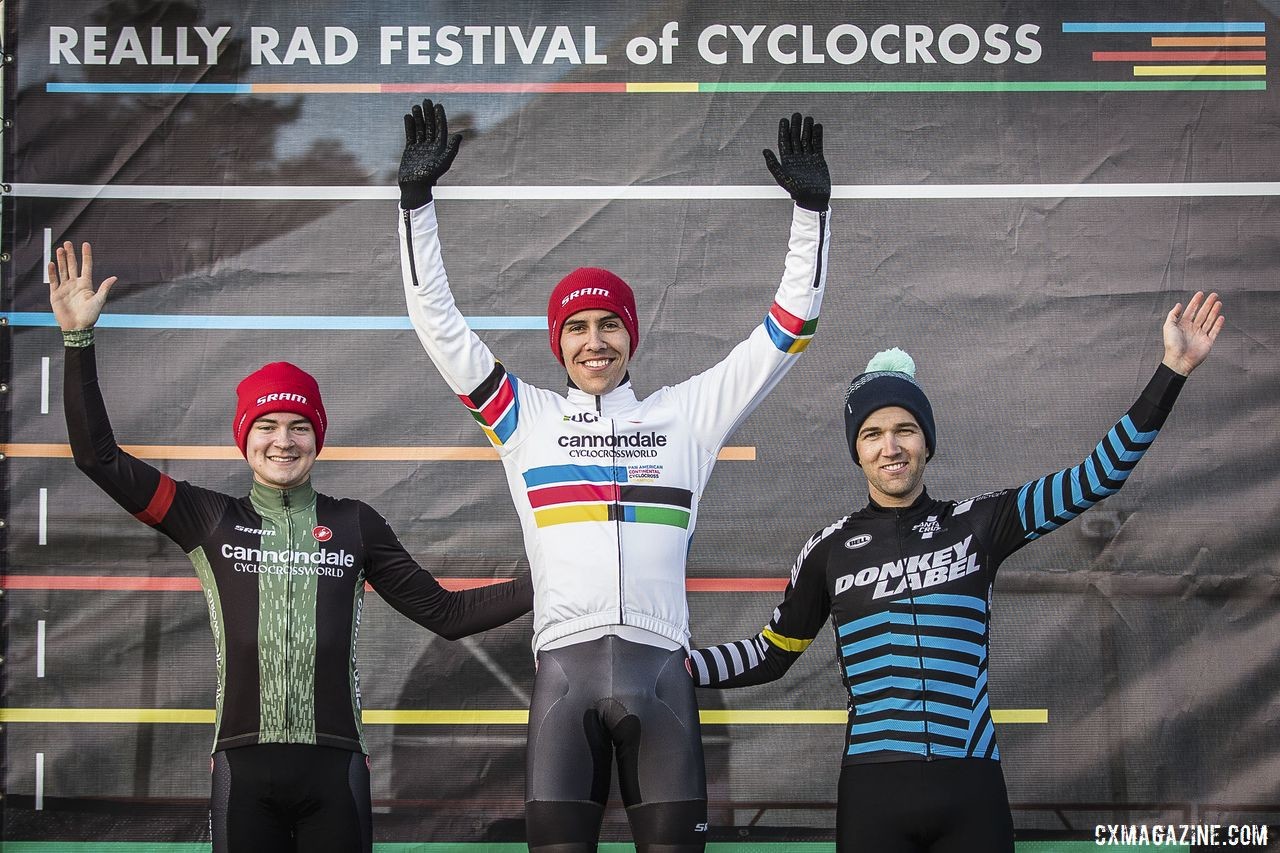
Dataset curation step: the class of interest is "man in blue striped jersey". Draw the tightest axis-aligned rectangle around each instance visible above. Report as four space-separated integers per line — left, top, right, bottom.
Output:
690 292 1224 852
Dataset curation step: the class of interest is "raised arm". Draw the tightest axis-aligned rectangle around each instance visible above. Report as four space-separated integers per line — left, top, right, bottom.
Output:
396 101 532 450
52 242 224 550
360 503 532 640
690 520 840 688
988 292 1225 555
664 113 833 451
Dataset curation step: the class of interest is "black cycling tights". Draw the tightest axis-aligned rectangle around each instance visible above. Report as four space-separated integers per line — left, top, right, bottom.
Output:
211 743 372 853
525 635 708 852
837 758 1014 852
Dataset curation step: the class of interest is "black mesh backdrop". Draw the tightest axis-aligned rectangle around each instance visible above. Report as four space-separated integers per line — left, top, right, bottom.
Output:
3 0 1278 845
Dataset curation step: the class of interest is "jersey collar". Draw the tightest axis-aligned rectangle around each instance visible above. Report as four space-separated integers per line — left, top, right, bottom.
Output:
863 488 934 519
565 375 640 417
249 479 318 514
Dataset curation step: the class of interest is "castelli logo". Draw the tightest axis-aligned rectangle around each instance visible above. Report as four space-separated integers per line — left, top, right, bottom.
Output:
312 526 333 542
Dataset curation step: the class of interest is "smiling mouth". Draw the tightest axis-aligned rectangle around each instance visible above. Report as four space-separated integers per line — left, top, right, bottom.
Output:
579 358 614 370
882 461 908 473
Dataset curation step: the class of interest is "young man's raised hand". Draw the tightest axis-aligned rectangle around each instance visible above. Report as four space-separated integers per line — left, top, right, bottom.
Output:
763 112 831 212
49 241 116 332
1162 290 1225 376
398 99 463 210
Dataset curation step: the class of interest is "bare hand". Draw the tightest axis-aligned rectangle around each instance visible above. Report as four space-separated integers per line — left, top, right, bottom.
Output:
1162 291 1224 376
49 241 116 332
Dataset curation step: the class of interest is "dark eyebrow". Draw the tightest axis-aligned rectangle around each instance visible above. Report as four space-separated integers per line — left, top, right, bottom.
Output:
861 421 917 435
253 416 312 428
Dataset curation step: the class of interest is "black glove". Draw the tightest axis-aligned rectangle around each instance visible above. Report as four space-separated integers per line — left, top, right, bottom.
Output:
762 112 830 212
399 99 463 210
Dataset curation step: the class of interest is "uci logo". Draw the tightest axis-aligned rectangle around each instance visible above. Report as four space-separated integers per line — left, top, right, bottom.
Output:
845 534 872 550
563 412 600 423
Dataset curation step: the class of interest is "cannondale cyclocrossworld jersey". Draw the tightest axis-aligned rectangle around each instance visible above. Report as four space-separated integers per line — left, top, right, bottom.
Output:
398 201 829 652
65 344 532 753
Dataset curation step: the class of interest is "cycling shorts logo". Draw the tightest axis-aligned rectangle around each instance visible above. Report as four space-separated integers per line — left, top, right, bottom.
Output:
312 525 333 542
845 534 872 549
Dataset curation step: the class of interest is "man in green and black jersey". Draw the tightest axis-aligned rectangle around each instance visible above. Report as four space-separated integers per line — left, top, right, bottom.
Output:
51 241 533 852
692 293 1224 852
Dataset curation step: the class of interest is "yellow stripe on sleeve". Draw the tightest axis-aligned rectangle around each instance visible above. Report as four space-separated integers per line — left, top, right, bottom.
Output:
762 627 813 653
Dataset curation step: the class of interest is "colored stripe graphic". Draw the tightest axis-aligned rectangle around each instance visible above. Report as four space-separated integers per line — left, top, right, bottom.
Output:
9 181 1280 202
460 365 520 446
532 502 691 529
2 312 544 330
522 464 626 487
532 504 610 526
45 80 1265 95
1151 36 1265 46
1133 65 1266 75
1092 50 1266 61
1 575 788 592
0 707 1045 725
1063 22 1266 33
0 443 755 462
132 474 175 526
764 302 818 354
0 575 510 592
523 466 694 528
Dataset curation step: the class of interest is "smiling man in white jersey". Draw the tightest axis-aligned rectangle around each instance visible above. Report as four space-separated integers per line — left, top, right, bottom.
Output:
395 101 833 852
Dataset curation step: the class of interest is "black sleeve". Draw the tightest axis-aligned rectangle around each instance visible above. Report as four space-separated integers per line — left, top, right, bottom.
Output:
985 363 1186 560
64 343 227 552
358 502 533 640
690 522 837 689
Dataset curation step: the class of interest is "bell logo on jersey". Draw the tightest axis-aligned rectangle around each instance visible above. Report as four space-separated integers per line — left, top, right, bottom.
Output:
845 534 872 550
312 525 333 542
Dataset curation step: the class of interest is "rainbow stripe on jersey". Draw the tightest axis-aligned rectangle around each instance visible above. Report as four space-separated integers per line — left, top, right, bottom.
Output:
523 464 693 529
765 302 818 354
460 362 520 447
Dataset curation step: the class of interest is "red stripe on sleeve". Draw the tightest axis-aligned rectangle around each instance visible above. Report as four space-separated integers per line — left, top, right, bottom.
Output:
133 474 176 527
769 302 806 335
478 378 515 426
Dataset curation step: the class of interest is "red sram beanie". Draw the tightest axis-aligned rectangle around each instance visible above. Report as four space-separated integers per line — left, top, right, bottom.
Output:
232 363 328 456
546 268 640 364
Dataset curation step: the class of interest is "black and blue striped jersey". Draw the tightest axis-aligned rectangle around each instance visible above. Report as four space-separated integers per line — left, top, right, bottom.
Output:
691 364 1185 766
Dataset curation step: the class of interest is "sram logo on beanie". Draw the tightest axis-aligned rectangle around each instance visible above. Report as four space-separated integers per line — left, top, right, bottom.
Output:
561 286 613 306
546 267 640 364
233 362 328 456
256 392 310 407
